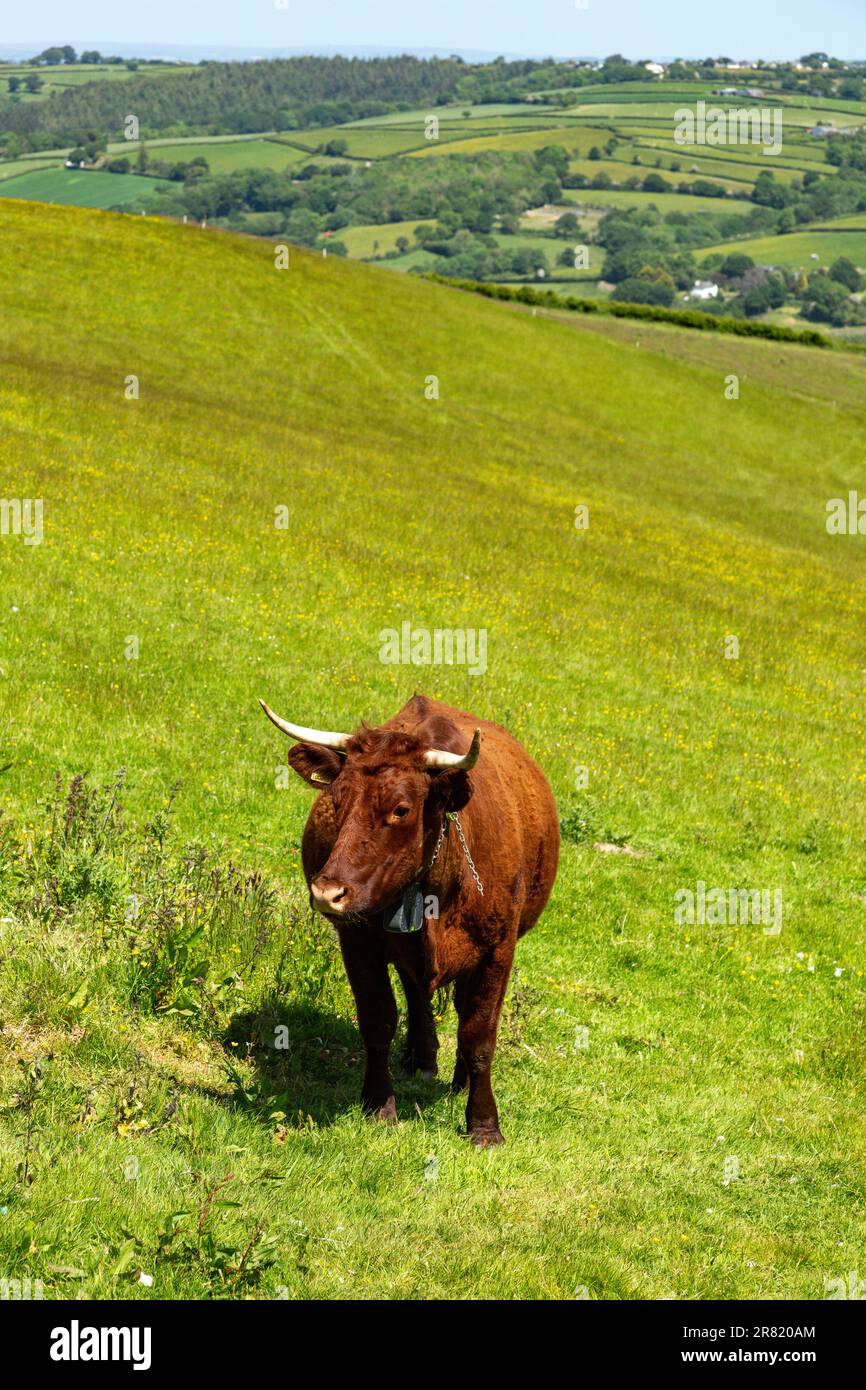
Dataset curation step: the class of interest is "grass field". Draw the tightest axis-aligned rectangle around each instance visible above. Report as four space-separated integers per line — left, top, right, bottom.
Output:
807 214 866 231
287 126 436 158
0 156 62 181
122 138 309 174
340 221 602 277
0 61 197 103
697 229 866 271
414 125 618 159
340 219 427 257
563 188 753 216
1 199 865 1301
345 102 580 125
0 169 169 208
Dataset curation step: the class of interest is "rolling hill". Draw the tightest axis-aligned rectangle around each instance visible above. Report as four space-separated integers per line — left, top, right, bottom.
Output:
0 198 865 1300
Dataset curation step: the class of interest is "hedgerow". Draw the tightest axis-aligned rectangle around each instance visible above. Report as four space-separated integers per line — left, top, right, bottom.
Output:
426 274 833 347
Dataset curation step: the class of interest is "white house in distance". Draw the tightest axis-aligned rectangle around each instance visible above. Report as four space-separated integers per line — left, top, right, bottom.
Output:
644 62 665 77
688 280 720 301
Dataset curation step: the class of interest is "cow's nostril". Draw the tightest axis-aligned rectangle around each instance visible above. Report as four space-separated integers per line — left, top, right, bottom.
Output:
312 878 350 912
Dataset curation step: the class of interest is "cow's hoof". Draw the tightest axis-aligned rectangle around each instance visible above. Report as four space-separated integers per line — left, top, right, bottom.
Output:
402 1058 438 1080
469 1126 504 1148
364 1094 397 1124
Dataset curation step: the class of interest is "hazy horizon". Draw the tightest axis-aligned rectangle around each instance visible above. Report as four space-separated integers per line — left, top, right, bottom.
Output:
1 0 863 64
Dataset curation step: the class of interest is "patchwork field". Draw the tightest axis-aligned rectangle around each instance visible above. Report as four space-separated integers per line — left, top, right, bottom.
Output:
0 199 865 1300
3 67 863 336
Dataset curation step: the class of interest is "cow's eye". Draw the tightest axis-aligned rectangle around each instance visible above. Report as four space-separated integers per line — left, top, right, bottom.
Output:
390 805 411 821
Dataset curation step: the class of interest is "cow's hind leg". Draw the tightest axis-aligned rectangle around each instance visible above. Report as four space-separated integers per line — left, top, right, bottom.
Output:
396 967 439 1079
338 928 398 1122
453 955 511 1147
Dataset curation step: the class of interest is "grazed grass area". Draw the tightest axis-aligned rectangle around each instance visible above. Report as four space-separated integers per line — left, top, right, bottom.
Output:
0 200 865 1300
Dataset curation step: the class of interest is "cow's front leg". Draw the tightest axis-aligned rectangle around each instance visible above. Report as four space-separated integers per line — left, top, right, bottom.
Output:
338 928 398 1122
454 956 511 1146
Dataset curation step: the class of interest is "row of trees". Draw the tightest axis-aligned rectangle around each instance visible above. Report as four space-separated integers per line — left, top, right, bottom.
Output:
28 45 164 67
7 75 44 94
30 46 77 65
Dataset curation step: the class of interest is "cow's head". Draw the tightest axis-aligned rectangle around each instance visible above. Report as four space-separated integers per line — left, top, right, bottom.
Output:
260 701 480 919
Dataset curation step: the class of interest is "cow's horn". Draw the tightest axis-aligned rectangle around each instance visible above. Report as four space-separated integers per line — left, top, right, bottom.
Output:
259 700 350 750
424 728 481 771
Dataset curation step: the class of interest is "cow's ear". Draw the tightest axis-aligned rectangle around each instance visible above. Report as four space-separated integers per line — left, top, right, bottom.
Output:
288 742 343 788
430 768 473 813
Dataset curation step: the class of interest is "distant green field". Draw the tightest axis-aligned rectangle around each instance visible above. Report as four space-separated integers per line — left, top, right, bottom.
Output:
346 102 564 125
287 126 434 158
807 213 866 231
0 168 169 208
344 221 603 278
632 134 832 176
0 61 196 101
123 138 307 174
414 124 614 159
107 132 278 151
564 187 753 216
597 153 808 189
698 229 866 270
567 158 746 192
459 229 602 281
341 219 427 257
568 100 721 119
527 276 610 300
0 156 60 181
565 80 715 102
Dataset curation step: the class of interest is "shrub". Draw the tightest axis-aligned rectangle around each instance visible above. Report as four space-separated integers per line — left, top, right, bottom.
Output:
829 255 862 292
721 252 755 278
611 276 675 307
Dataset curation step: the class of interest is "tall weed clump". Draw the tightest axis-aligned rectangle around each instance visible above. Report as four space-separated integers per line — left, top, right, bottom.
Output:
0 772 347 1033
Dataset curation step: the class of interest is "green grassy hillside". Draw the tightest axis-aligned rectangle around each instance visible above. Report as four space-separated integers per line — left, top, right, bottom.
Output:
0 199 865 1300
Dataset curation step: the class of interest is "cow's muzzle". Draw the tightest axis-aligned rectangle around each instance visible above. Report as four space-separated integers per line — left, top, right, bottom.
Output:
310 875 351 915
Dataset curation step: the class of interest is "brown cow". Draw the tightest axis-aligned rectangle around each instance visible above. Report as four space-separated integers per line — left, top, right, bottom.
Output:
260 693 559 1145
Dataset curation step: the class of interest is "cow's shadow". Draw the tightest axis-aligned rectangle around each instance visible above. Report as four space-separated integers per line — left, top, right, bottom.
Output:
223 995 453 1129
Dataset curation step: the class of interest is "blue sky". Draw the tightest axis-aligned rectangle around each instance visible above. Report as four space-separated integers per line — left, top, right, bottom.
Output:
3 0 863 60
